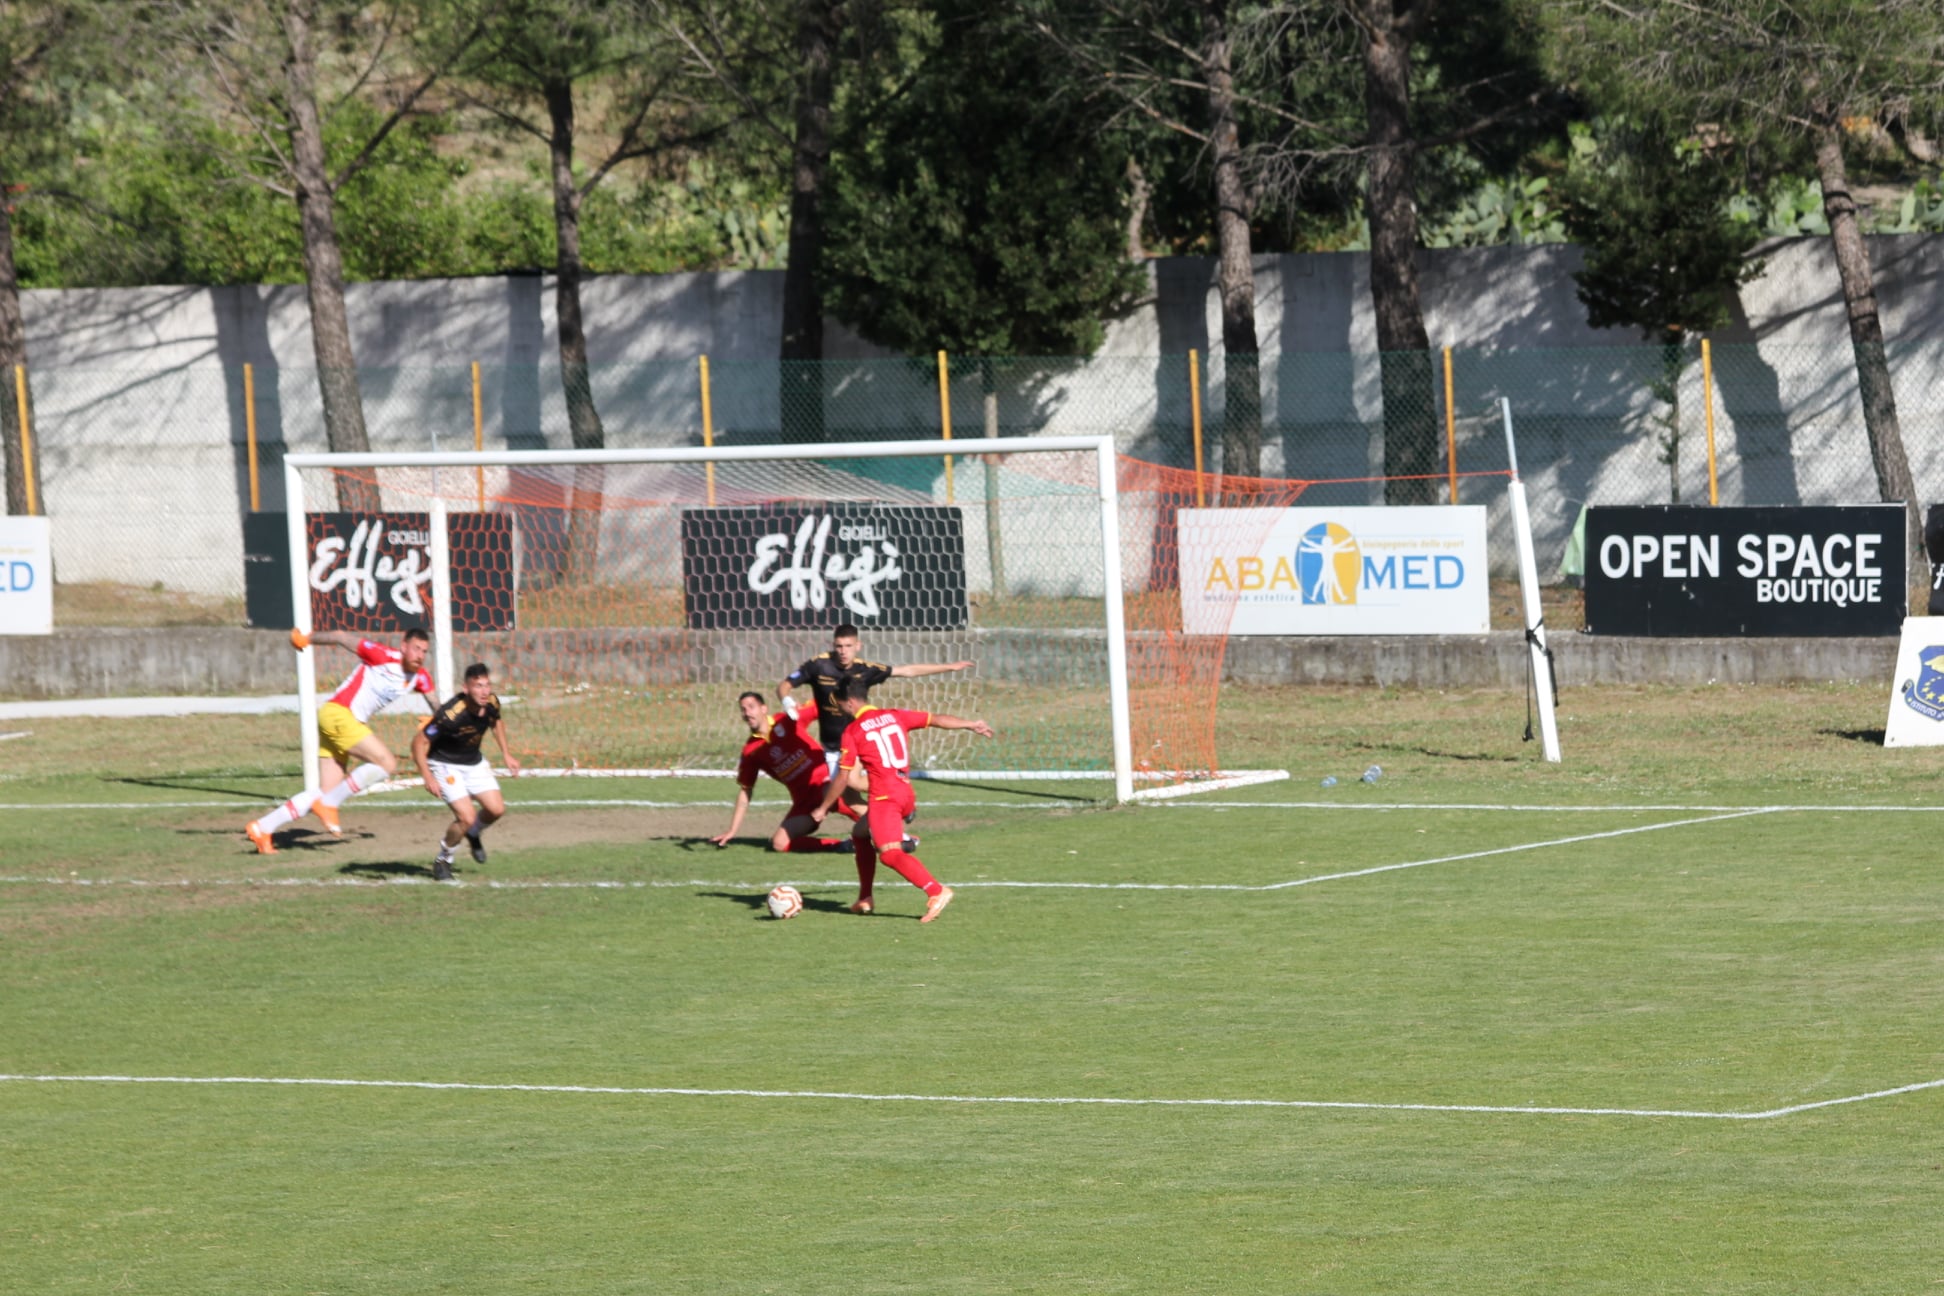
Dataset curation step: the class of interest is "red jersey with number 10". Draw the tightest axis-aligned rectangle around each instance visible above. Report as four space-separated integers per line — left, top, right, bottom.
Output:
838 706 931 792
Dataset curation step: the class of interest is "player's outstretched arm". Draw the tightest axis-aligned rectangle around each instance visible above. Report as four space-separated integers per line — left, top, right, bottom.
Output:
292 630 360 655
809 767 849 824
492 719 522 777
890 660 973 678
930 713 995 738
409 726 443 800
710 785 753 847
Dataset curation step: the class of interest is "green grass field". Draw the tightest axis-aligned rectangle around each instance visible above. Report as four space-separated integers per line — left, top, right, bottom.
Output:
3 683 1941 1293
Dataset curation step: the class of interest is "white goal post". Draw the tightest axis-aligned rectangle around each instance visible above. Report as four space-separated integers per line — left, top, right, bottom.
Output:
282 436 1153 800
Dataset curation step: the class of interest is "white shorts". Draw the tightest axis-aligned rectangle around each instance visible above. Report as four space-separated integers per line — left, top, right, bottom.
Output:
428 759 501 805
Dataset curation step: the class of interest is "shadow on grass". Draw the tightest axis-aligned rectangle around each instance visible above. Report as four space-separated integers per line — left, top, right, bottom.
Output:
698 889 875 919
1818 727 1887 744
116 776 283 801
180 825 357 852
340 860 443 880
916 777 1101 803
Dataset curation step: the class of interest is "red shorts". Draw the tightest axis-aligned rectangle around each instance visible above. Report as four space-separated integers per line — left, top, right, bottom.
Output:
786 779 825 820
862 777 916 849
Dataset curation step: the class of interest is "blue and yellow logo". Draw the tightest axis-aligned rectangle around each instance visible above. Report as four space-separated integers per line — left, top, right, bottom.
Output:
1901 648 1944 722
1298 522 1362 605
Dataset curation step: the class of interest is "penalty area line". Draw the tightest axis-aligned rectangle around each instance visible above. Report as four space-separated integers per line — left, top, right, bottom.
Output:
1 1072 1939 1121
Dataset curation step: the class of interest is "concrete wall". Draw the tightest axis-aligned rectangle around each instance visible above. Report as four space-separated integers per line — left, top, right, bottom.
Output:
0 627 1900 702
16 238 1944 598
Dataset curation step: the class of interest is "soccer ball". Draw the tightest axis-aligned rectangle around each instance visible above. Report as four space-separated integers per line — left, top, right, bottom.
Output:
765 885 804 920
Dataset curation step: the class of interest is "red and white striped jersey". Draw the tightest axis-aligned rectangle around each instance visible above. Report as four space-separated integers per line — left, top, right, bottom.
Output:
326 639 435 722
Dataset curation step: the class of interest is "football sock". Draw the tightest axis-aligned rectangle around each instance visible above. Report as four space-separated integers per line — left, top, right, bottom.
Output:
319 762 389 809
253 790 318 834
783 835 848 853
879 848 941 897
855 839 878 900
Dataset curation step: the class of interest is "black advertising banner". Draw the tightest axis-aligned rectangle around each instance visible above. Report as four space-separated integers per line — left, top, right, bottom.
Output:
243 512 517 632
1924 504 1944 615
681 504 969 630
1584 505 1905 636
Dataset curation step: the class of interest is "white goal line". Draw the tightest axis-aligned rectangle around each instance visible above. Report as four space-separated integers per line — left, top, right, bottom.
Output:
3 1072 1938 1122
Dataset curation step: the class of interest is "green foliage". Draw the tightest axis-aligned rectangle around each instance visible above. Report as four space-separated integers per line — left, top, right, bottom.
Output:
1560 119 1763 341
825 1 1144 356
1420 176 1568 248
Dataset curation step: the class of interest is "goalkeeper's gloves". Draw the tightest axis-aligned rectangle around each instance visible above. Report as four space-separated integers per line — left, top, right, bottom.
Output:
782 695 799 720
289 629 311 651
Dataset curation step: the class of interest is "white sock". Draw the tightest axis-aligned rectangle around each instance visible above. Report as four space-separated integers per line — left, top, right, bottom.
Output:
320 763 389 809
253 791 318 834
435 839 455 860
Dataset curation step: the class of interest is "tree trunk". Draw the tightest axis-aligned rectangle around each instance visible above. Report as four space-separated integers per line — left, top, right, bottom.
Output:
546 76 606 584
1362 0 1438 506
1658 331 1683 504
0 190 39 516
279 0 378 514
780 0 840 444
1816 119 1926 590
980 358 1005 600
1203 0 1260 484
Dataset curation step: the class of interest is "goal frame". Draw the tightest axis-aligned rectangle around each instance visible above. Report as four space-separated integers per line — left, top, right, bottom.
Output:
282 435 1143 801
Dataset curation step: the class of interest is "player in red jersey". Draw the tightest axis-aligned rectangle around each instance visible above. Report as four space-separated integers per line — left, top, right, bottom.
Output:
245 628 436 853
709 692 858 853
811 678 993 922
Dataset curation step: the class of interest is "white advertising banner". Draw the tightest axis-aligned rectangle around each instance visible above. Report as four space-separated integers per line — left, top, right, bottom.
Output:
1178 505 1490 636
1883 617 1944 746
0 516 52 635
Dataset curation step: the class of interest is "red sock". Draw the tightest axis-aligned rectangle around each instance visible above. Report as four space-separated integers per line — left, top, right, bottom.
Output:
783 835 849 853
855 838 877 900
879 848 941 898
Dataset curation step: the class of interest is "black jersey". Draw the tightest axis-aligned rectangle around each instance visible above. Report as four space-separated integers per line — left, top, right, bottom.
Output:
422 693 500 765
787 652 893 749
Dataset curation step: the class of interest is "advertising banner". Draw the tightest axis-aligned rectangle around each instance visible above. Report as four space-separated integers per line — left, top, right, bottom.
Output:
0 515 52 635
243 512 517 632
1584 505 1904 636
682 504 968 630
1883 617 1944 746
1176 506 1490 636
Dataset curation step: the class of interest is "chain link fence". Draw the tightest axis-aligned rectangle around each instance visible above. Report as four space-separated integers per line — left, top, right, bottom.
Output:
8 342 1942 613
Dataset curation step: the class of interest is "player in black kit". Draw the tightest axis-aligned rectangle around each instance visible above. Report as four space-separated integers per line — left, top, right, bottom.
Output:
778 623 973 774
411 662 522 881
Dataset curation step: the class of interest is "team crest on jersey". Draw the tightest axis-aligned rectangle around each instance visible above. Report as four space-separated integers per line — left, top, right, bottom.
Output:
1297 522 1361 606
1900 648 1944 721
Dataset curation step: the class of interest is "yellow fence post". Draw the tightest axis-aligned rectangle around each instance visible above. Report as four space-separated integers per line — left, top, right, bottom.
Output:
1702 338 1720 506
244 362 261 512
14 364 36 517
1443 346 1458 505
471 360 485 510
937 350 954 504
699 355 717 507
1189 349 1205 508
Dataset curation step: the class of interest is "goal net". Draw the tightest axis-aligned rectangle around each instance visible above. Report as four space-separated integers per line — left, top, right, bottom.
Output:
282 437 1292 802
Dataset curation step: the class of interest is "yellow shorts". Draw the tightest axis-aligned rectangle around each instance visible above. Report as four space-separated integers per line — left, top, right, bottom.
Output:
316 702 374 765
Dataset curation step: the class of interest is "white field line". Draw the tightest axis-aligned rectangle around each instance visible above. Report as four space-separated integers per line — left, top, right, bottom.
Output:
1163 801 1944 812
1126 769 1290 802
0 807 1782 894
0 798 1086 813
14 797 1944 815
1 1071 1939 1121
